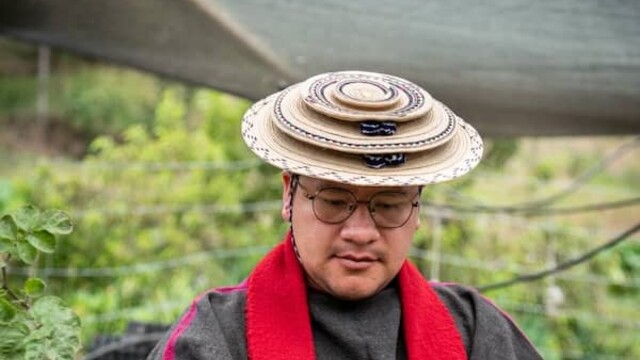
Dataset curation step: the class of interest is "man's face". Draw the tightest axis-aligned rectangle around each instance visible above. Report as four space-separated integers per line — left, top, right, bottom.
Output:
281 173 421 301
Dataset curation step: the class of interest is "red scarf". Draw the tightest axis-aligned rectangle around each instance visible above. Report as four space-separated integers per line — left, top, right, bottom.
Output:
246 232 466 360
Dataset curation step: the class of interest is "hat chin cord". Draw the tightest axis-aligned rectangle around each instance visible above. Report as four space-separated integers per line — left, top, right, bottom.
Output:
288 180 327 293
288 174 303 262
288 174 336 294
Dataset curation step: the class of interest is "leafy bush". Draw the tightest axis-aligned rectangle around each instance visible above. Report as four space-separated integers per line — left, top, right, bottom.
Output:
0 205 81 359
53 68 158 136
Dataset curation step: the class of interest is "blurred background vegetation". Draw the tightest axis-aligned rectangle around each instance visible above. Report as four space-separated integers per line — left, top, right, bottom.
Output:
1 37 638 359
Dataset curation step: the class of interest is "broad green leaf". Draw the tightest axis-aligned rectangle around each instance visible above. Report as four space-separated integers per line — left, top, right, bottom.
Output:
42 210 73 235
24 278 46 298
25 338 78 360
24 342 49 360
0 237 12 254
30 296 81 328
16 242 37 264
0 215 17 242
26 296 81 359
25 231 56 254
11 322 30 336
0 297 17 322
0 322 29 359
0 351 25 360
13 205 41 232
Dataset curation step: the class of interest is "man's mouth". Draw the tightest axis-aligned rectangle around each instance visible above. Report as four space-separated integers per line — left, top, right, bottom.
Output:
335 253 379 270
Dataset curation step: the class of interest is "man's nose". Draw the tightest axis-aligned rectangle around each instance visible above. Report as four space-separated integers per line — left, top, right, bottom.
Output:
340 203 380 244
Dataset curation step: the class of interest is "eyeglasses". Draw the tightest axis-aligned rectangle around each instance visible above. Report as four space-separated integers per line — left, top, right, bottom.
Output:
295 181 420 228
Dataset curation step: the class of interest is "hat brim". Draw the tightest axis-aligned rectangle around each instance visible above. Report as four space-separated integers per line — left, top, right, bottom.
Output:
242 94 483 186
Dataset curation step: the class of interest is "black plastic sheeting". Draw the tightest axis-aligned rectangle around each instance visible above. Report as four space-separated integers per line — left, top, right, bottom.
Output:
85 322 169 360
2 0 639 136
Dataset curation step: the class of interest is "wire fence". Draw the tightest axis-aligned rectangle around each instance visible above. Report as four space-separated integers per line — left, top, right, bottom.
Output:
3 137 639 359
9 223 638 290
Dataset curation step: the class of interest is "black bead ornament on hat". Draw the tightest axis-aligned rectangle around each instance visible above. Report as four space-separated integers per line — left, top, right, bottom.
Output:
242 71 484 186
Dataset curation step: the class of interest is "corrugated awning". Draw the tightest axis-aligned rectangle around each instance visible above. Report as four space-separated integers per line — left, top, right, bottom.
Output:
2 0 639 136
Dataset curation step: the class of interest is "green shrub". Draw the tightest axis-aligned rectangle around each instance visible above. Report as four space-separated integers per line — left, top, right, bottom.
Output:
0 205 81 359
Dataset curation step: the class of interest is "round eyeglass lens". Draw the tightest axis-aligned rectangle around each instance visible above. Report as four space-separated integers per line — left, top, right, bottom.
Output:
312 188 356 224
369 192 414 228
311 188 416 228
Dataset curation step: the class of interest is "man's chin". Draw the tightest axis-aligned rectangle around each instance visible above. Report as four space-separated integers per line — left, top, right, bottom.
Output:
328 281 385 301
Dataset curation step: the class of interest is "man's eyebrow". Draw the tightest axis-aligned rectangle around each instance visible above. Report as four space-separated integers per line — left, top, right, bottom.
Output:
297 180 323 193
302 179 416 195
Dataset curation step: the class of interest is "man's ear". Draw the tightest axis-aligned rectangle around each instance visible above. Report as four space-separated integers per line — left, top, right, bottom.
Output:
281 172 293 222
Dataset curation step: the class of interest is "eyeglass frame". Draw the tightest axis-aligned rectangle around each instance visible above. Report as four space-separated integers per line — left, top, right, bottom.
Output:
292 177 421 229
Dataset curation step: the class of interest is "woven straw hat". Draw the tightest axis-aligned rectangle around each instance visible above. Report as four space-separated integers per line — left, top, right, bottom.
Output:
242 71 483 186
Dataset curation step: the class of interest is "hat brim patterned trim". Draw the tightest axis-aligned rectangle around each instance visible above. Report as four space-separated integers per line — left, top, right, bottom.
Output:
302 71 433 121
242 94 483 186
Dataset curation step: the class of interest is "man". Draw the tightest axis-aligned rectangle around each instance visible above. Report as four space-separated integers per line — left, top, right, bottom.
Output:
148 71 542 359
